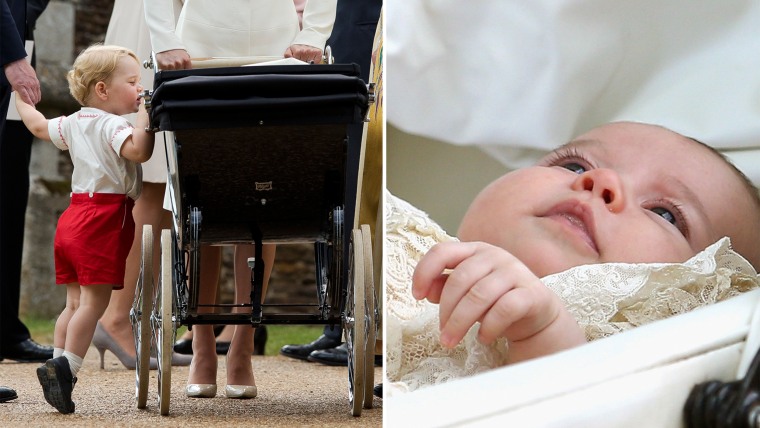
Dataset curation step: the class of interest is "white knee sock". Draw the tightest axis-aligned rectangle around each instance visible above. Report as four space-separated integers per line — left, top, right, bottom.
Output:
62 351 84 378
53 347 64 359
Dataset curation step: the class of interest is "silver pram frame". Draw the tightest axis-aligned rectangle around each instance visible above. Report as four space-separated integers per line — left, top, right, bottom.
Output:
129 51 377 417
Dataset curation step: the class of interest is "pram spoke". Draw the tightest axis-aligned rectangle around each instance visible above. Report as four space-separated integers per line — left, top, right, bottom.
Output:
345 228 367 416
153 229 175 416
329 207 345 320
360 224 376 409
131 225 154 409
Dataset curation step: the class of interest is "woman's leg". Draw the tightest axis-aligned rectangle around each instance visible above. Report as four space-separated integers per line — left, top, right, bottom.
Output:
98 182 171 357
226 243 275 386
187 245 222 385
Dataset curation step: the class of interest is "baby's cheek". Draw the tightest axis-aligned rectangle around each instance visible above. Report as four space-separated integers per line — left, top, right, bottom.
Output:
608 232 693 264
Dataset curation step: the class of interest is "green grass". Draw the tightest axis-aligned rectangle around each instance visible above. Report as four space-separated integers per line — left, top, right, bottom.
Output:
24 315 326 357
24 315 56 345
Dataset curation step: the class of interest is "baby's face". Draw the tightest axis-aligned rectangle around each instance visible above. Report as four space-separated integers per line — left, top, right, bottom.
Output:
103 56 144 116
457 122 760 277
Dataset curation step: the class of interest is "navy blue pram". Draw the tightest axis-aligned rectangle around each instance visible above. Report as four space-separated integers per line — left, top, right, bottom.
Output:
130 60 376 417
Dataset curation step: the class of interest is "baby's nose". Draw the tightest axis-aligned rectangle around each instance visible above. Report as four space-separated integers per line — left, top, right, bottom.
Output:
572 168 626 212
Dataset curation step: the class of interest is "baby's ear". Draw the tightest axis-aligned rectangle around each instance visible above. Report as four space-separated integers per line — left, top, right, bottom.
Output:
94 81 108 100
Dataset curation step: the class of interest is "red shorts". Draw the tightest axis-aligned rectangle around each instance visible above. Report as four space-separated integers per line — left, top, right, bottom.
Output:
54 193 135 288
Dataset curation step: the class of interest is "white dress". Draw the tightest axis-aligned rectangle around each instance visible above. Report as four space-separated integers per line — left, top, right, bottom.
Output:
146 0 337 58
385 191 760 396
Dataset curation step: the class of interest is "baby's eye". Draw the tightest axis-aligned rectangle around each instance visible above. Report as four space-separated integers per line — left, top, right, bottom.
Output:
650 207 676 225
561 162 586 174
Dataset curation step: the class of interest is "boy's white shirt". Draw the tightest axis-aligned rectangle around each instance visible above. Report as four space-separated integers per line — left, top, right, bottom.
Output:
48 107 142 199
385 191 759 396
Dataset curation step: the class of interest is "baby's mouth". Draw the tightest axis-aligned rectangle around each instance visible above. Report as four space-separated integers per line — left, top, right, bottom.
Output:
544 201 599 254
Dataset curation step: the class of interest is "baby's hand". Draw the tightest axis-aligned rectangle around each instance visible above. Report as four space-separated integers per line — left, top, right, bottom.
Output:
412 241 577 355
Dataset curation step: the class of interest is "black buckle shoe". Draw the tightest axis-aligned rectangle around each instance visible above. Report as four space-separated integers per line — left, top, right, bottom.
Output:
1 339 53 363
37 357 76 414
280 334 342 361
0 386 18 403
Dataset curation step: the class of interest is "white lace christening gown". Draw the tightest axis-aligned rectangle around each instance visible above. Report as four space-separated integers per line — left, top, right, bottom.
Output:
385 191 759 396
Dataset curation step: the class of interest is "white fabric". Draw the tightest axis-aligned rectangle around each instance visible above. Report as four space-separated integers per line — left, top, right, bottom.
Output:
385 289 760 427
386 1 760 183
385 191 759 395
145 0 337 56
48 107 142 199
105 0 173 183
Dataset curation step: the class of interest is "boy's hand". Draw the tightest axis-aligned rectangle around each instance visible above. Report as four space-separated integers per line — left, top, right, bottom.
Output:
413 241 585 361
14 89 50 141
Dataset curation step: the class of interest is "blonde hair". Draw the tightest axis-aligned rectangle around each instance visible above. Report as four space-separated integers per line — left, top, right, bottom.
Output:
66 44 139 106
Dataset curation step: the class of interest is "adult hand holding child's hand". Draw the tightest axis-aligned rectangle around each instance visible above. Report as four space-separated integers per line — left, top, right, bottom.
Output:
412 241 587 363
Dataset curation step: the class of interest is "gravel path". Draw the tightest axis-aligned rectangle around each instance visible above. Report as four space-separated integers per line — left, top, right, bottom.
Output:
0 345 382 427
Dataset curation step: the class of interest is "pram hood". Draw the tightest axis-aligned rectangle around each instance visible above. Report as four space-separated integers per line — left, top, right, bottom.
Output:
148 64 370 131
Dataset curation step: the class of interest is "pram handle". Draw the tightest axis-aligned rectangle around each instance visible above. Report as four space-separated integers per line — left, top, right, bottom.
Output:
142 46 335 73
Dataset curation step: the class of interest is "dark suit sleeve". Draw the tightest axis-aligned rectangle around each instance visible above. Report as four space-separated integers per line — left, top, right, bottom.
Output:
1 0 27 68
25 0 48 39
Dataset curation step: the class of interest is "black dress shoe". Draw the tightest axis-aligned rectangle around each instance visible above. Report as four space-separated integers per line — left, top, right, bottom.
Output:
308 343 384 367
174 325 226 355
1 339 53 363
0 386 18 403
173 338 193 355
215 341 230 355
280 334 342 361
373 383 382 398
308 343 348 366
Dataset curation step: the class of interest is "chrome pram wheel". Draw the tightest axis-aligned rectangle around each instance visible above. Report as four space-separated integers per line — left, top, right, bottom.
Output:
345 228 367 416
152 229 175 415
131 225 153 409
359 224 376 409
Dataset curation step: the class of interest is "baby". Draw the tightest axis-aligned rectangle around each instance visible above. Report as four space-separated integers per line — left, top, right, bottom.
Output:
401 121 760 380
15 44 154 413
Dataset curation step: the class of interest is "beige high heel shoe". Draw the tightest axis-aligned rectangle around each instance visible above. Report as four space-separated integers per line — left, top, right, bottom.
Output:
224 351 257 399
186 384 217 398
92 322 193 369
92 322 157 370
225 384 257 399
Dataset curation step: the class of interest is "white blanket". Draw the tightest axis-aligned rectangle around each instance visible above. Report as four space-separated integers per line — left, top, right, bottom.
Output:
386 1 760 182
